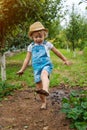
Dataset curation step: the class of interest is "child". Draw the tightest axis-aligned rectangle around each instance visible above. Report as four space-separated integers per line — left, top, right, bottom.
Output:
17 21 71 110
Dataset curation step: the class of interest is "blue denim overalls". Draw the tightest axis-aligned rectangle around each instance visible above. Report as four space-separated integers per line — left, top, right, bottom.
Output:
31 41 53 83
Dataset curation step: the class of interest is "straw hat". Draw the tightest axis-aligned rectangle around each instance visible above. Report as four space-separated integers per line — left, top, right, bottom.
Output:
28 22 48 39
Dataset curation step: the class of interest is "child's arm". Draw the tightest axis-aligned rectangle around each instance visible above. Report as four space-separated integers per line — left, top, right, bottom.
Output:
17 52 31 76
51 47 71 65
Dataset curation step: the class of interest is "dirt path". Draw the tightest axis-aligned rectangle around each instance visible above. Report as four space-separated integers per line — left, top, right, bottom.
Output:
0 86 72 130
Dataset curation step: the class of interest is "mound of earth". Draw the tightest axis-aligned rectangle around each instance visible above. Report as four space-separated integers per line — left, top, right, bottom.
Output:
0 85 75 130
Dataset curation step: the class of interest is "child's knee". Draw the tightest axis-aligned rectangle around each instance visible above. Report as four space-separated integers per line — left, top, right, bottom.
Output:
41 70 48 79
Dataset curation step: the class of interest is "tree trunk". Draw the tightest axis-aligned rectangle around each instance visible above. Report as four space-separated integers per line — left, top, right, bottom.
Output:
0 53 6 81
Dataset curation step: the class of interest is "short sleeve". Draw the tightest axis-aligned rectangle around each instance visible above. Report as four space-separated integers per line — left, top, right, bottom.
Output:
27 44 33 52
46 41 54 50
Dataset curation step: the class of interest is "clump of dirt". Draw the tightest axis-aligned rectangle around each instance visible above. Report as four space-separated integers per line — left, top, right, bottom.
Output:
0 85 74 130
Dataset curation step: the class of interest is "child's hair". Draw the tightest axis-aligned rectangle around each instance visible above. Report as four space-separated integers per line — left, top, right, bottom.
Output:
28 21 48 39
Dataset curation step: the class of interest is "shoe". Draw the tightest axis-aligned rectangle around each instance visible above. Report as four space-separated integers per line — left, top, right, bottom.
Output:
35 89 49 96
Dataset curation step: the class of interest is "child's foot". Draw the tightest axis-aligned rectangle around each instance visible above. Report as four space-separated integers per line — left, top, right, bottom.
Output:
35 89 49 96
40 103 47 110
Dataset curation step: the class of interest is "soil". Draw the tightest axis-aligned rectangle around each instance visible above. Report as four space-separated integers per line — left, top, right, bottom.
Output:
0 84 75 130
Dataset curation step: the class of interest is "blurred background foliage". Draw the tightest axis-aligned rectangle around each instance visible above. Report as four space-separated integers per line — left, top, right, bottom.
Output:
0 0 87 53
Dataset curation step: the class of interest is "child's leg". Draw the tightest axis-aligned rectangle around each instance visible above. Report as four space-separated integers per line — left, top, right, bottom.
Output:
36 82 47 109
41 69 50 93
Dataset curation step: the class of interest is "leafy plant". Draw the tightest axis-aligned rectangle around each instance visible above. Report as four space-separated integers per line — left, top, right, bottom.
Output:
62 90 87 130
0 81 21 101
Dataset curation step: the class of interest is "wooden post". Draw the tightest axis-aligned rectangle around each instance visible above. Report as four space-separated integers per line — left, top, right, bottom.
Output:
0 53 6 81
0 21 6 81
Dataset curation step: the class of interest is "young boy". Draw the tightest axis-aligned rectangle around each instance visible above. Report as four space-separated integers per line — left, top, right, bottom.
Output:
17 21 70 110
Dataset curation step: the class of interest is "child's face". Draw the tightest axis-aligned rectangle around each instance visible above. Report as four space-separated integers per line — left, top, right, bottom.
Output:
32 30 45 44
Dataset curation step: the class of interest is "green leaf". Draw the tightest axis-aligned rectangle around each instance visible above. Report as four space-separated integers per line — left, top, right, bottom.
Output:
70 123 75 129
75 122 87 130
67 108 83 120
81 102 87 109
70 90 79 97
62 103 70 109
83 112 87 120
61 102 70 113
62 97 69 103
61 108 70 113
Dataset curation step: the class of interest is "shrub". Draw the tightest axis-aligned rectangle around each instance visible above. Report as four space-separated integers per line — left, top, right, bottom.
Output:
62 90 87 130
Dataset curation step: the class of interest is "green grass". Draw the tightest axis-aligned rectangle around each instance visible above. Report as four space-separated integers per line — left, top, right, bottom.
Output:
50 49 87 87
0 49 87 88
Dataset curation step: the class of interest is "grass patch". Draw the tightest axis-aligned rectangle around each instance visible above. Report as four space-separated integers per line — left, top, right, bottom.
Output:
0 81 21 101
50 49 87 87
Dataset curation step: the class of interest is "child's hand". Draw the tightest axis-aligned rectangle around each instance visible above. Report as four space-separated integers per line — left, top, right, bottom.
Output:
16 70 24 77
64 60 72 66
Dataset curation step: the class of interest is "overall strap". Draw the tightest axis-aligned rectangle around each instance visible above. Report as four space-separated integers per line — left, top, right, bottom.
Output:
43 40 47 45
31 42 35 46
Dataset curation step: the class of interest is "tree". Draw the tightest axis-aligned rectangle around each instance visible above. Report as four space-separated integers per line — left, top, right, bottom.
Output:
65 4 78 51
65 4 87 51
